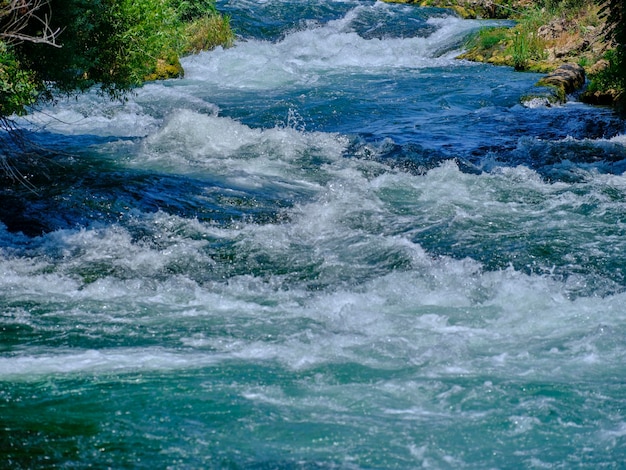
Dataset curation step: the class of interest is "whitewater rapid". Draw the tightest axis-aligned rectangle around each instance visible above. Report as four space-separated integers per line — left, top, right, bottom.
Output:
2 0 626 468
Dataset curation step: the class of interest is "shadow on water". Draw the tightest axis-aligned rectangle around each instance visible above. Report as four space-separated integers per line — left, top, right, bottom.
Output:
354 116 626 182
0 132 293 237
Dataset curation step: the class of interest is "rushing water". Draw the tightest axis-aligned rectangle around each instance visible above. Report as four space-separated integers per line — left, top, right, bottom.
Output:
2 1 626 468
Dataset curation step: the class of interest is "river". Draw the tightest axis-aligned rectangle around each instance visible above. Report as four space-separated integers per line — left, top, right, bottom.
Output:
2 0 626 468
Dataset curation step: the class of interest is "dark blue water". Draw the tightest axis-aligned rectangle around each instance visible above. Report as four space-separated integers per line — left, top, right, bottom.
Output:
2 1 626 468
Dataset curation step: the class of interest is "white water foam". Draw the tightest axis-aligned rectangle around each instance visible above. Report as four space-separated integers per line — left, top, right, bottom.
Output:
2 162 625 380
609 133 626 146
22 93 158 138
0 348 222 378
135 108 350 189
182 10 484 88
15 5 491 143
20 83 219 138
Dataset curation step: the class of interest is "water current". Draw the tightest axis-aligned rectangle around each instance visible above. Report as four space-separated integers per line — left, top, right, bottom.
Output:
2 0 626 467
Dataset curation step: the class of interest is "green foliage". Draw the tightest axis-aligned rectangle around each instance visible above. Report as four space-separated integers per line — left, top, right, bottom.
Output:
587 49 624 94
175 0 218 21
182 13 233 54
471 27 509 50
511 30 529 70
1 0 231 113
16 0 185 98
171 0 234 54
538 0 591 14
507 8 547 70
0 42 40 116
598 0 625 91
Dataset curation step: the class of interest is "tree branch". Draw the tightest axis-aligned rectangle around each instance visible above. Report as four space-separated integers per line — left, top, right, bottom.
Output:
0 0 62 47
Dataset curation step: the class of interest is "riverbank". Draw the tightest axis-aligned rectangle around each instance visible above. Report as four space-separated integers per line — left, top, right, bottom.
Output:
382 0 623 107
382 0 530 19
143 10 235 81
0 1 234 121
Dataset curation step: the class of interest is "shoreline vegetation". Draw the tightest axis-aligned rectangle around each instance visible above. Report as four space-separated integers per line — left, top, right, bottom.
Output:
0 0 234 121
382 0 624 109
0 0 623 130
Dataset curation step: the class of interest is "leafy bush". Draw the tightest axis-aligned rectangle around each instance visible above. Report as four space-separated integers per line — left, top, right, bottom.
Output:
4 0 232 107
0 42 39 116
14 0 183 98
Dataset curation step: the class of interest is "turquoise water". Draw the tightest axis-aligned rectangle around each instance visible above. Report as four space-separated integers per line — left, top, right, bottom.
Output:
2 1 626 468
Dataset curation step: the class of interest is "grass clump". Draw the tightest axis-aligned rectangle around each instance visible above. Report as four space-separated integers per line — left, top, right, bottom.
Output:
173 0 235 55
182 13 234 54
510 8 549 70
461 0 604 73
476 27 509 49
460 27 511 64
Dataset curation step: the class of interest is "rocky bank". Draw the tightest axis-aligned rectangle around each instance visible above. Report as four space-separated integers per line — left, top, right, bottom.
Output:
382 0 620 106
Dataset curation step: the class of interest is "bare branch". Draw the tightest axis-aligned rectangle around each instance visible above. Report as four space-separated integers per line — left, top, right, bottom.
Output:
0 0 62 47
